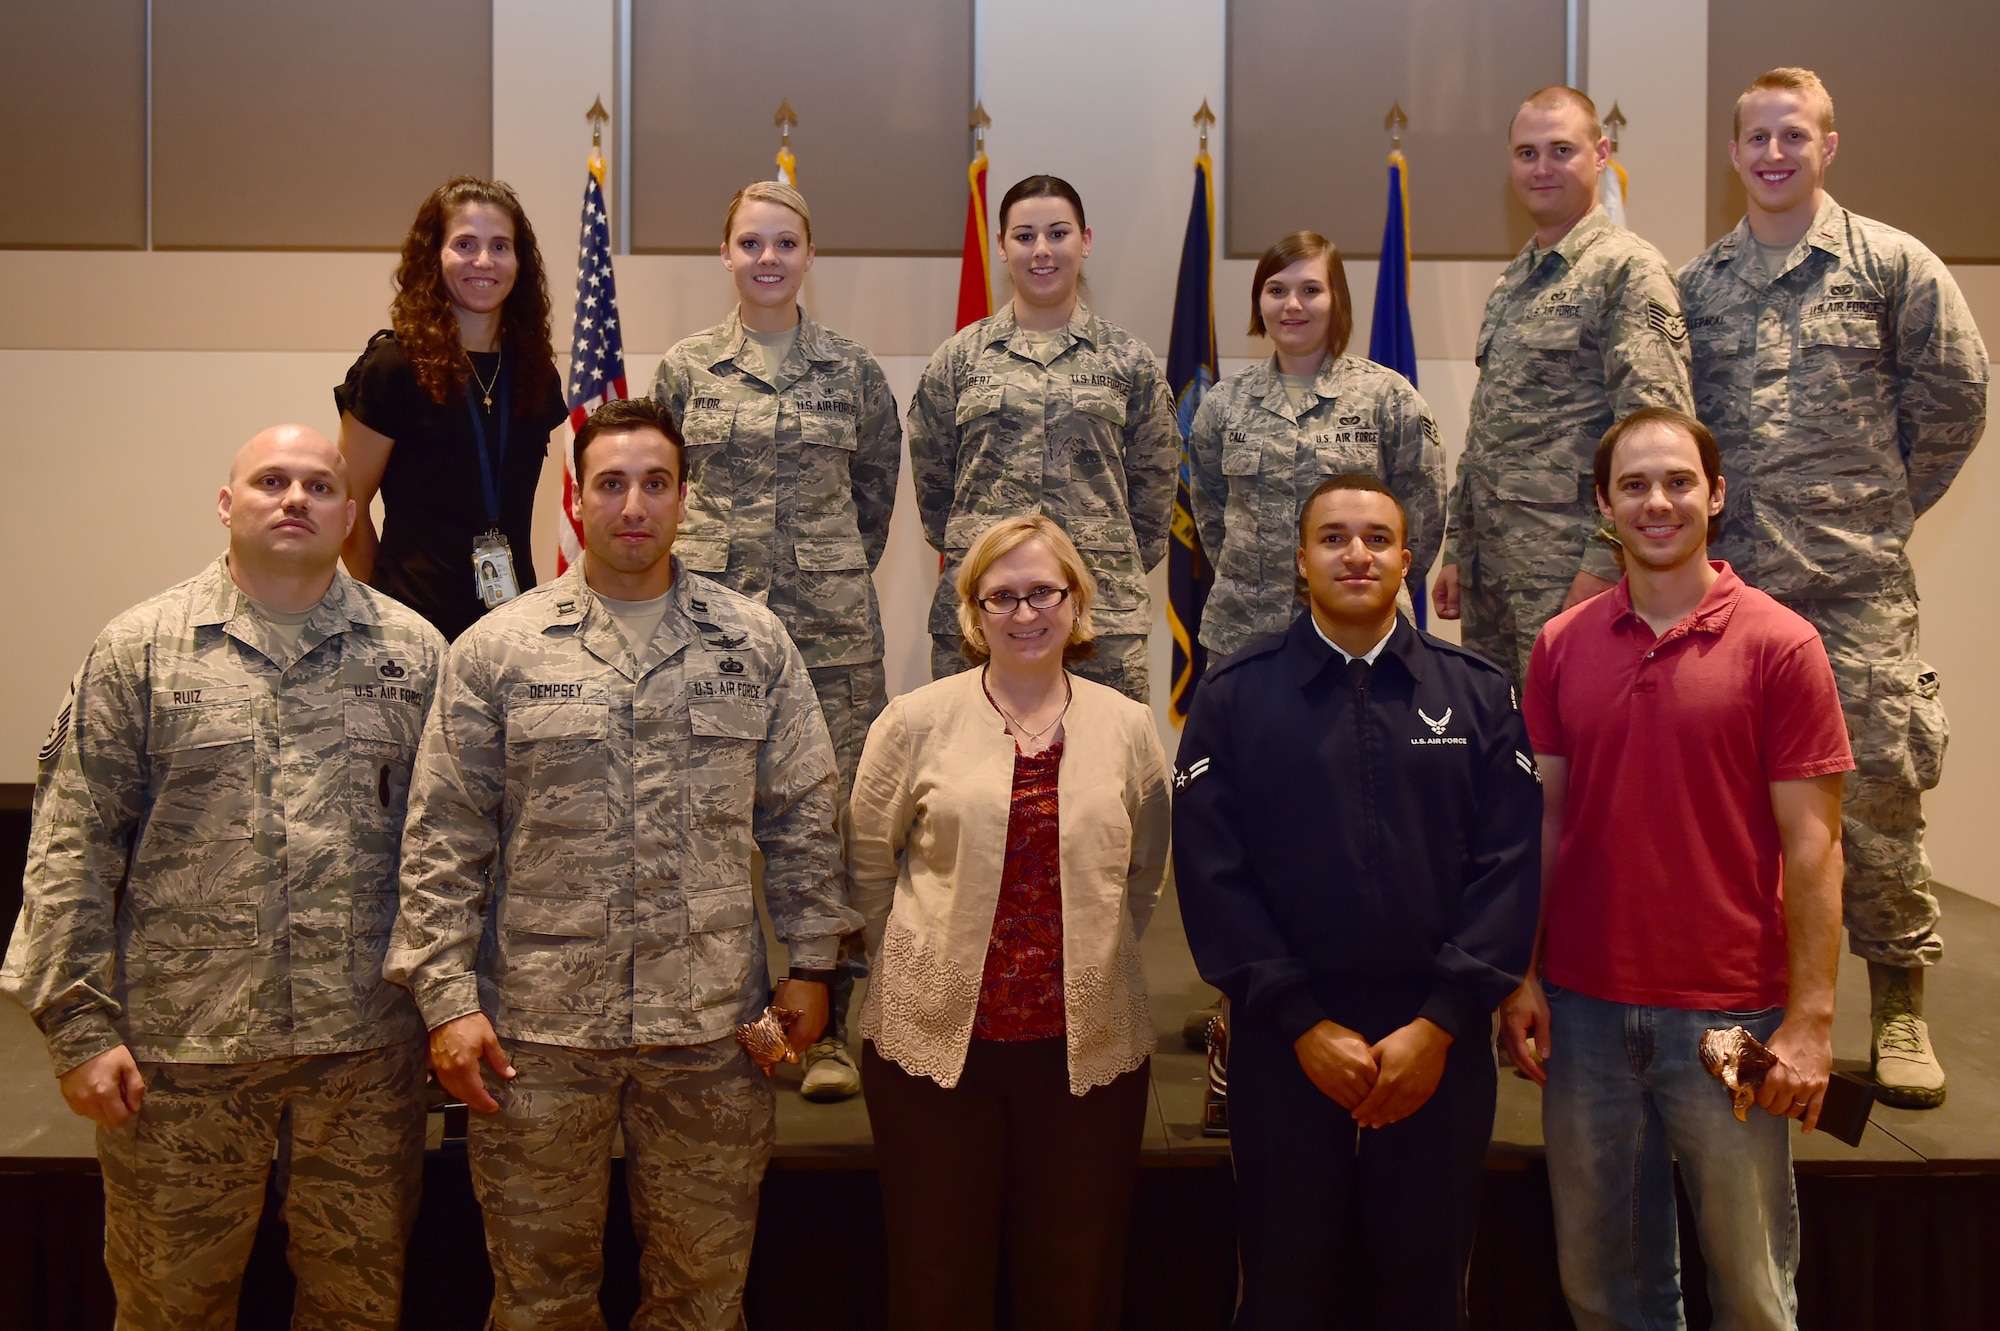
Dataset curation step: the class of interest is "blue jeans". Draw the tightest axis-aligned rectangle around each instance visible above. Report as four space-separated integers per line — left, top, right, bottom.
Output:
1542 985 1798 1331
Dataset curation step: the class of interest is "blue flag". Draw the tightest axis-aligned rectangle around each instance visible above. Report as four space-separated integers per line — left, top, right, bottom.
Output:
1368 150 1425 626
1166 153 1218 725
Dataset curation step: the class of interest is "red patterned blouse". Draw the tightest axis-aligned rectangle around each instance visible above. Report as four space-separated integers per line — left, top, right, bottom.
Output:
971 738 1067 1042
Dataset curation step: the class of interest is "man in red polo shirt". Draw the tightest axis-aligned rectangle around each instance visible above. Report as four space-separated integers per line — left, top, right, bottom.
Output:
1502 405 1852 1329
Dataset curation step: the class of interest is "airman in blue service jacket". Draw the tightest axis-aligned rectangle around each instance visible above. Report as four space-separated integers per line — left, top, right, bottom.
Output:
1173 610 1543 1331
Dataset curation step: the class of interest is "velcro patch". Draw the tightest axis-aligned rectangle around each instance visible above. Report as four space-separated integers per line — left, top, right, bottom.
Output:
1172 756 1211 792
1648 299 1688 343
39 674 78 763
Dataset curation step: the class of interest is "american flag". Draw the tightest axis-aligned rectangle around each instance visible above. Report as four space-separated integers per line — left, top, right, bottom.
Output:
559 164 628 572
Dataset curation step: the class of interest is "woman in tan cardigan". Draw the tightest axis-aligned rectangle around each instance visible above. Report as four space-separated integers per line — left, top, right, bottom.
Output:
848 514 1172 1331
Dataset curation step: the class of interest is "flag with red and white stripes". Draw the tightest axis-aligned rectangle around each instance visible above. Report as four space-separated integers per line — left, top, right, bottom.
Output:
559 162 627 572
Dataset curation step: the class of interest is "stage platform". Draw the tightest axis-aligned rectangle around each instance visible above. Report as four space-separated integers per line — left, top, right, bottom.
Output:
1 773 1996 1328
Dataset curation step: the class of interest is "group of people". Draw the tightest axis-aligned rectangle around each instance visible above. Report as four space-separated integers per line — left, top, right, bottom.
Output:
0 63 1985 1331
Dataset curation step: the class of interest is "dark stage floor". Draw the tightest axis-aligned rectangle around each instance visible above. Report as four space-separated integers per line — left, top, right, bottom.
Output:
2 878 1997 1328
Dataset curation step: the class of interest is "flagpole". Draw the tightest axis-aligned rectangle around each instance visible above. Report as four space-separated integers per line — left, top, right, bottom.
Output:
560 96 630 574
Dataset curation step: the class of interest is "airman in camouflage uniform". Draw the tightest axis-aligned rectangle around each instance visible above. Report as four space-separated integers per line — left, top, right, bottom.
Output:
653 306 900 799
1681 68 1988 1108
1 425 442 1330
1439 88 1694 682
1189 354 1445 658
908 299 1182 703
388 400 855 1328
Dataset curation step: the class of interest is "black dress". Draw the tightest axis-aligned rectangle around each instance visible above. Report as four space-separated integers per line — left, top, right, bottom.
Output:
335 332 567 641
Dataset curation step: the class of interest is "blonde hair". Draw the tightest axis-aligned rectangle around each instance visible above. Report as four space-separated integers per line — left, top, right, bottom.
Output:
954 516 1098 664
721 181 813 246
1734 67 1836 139
1512 86 1602 144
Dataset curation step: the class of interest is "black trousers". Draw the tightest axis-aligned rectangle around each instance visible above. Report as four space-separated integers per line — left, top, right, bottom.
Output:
1227 1014 1497 1331
862 1038 1150 1331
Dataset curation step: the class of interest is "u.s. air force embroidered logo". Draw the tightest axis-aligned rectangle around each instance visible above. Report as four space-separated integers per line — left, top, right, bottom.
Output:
1411 705 1467 746
1173 756 1211 791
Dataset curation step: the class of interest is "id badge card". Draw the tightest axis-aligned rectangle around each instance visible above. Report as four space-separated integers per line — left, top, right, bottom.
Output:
473 530 520 609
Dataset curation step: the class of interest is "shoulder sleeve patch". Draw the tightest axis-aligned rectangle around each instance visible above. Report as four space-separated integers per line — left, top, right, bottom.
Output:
1421 413 1441 447
39 672 79 764
1172 755 1212 792
1648 298 1688 343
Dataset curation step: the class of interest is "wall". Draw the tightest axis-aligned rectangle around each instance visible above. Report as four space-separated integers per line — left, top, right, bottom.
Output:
0 0 1993 910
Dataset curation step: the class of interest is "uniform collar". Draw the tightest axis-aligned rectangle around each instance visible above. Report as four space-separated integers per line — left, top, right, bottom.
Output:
1249 354 1343 421
984 299 1099 358
707 308 836 381
1281 609 1426 690
1606 560 1745 644
1513 205 1610 279
1714 193 1846 284
193 555 379 667
540 560 695 680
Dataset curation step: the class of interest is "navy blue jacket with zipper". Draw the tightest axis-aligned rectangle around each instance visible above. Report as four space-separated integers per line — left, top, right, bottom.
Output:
1173 612 1542 1044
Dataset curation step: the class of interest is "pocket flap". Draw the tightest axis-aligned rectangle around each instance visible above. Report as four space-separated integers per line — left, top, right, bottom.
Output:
1802 316 1883 350
686 887 756 933
689 696 770 741
1493 465 1582 505
145 902 258 949
1221 445 1261 477
1518 320 1583 352
345 699 419 751
505 891 609 938
1073 390 1127 426
945 511 995 550
148 686 254 753
793 537 867 571
955 387 1005 426
1062 515 1134 552
511 700 608 743
680 401 736 444
675 538 729 573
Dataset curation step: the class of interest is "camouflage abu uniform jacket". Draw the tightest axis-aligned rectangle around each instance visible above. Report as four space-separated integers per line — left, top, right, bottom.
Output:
1678 194 1988 601
385 562 856 1050
1188 354 1446 657
1445 207 1694 589
1 558 443 1074
652 310 902 667
907 301 1181 637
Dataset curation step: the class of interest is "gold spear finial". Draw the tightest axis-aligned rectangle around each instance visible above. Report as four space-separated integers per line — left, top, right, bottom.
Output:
1193 98 1216 152
1604 101 1627 154
1385 100 1408 152
586 96 609 157
970 100 991 155
774 99 798 150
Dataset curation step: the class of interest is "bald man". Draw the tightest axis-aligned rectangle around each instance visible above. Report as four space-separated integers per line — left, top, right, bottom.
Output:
1 426 446 1330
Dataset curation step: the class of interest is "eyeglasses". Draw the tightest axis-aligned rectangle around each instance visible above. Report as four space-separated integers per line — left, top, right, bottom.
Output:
974 585 1072 615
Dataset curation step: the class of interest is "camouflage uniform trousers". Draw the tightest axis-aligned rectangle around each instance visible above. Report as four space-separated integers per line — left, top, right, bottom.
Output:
1458 577 1571 684
1782 593 1948 968
470 1036 775 1331
930 633 1151 706
808 660 887 1042
96 1037 428 1331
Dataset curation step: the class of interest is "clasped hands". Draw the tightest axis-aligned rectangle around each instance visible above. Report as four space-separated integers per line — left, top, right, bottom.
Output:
1293 1016 1452 1129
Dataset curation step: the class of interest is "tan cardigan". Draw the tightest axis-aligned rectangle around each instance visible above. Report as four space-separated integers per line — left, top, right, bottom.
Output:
848 668 1172 1093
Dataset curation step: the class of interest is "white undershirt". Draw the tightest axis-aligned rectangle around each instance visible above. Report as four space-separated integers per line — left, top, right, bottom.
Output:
1312 615 1394 664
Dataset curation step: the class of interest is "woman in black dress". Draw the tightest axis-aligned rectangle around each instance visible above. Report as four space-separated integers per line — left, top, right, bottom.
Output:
336 177 567 640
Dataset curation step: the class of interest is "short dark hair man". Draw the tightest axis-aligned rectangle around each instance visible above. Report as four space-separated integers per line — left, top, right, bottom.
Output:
1503 406 1853 1327
387 396 855 1327
1175 474 1542 1329
2 425 445 1325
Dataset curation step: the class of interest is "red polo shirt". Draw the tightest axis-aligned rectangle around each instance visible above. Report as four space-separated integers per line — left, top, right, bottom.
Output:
1523 563 1853 1010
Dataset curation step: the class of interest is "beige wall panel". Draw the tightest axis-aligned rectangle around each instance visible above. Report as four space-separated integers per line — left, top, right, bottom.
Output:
0 2 147 249
1704 0 2000 259
628 0 971 255
1587 0 1710 266
151 0 493 249
1226 0 1564 260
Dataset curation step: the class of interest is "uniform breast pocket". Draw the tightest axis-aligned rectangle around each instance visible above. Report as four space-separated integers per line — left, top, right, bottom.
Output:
144 689 255 845
1516 319 1584 386
507 700 611 830
1220 444 1261 477
1072 388 1129 431
955 385 1007 445
687 696 770 826
680 403 737 450
346 701 419 845
1795 318 1888 418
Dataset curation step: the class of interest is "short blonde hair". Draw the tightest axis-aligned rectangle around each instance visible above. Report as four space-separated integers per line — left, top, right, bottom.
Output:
954 516 1098 664
1512 85 1602 144
721 181 813 246
1734 67 1836 139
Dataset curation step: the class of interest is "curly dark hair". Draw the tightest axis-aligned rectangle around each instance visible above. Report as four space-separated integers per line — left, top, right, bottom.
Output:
391 177 559 409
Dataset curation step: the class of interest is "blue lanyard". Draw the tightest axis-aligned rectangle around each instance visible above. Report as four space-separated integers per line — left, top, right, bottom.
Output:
465 364 511 527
